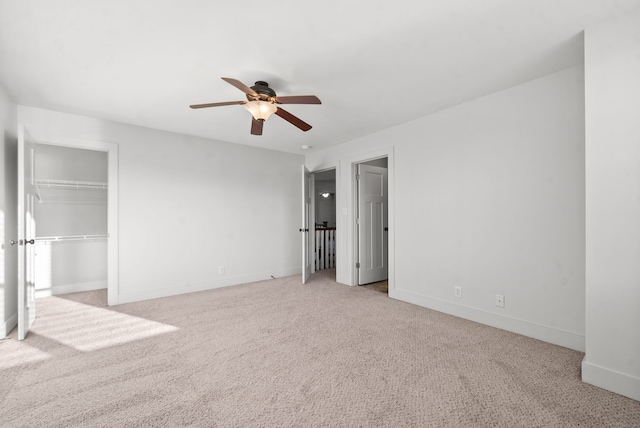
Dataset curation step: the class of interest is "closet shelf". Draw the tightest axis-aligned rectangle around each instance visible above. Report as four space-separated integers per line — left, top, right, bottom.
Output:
36 234 109 243
34 179 108 204
35 178 108 190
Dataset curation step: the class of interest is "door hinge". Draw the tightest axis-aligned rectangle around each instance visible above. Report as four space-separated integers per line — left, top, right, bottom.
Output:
356 262 360 269
356 174 360 181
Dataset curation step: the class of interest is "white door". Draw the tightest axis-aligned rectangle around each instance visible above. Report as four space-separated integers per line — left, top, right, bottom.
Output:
17 126 37 340
358 164 388 285
301 165 312 283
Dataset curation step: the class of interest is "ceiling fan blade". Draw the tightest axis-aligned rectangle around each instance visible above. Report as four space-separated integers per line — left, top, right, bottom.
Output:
190 101 245 109
275 95 321 105
275 107 312 132
251 118 263 135
221 77 258 97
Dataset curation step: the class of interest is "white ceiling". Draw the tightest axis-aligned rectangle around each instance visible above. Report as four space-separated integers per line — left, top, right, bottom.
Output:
1 1 639 155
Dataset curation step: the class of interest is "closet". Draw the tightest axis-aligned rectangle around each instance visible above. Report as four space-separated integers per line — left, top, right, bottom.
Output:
33 143 108 297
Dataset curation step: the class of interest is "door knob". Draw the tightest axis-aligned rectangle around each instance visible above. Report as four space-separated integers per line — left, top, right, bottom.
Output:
10 240 19 246
25 239 35 245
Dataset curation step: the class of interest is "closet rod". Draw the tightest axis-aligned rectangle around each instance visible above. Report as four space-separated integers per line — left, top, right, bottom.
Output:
34 179 108 190
35 234 109 242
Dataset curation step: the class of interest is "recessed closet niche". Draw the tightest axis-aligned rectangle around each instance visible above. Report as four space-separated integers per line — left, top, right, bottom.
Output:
33 143 108 298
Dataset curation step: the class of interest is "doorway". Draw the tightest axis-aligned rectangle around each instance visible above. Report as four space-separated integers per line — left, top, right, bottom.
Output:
355 157 388 287
301 166 338 284
33 144 109 301
305 149 394 291
313 169 337 278
16 127 119 339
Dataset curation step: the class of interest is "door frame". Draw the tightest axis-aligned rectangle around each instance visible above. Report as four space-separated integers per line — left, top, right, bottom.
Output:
17 125 36 340
356 163 388 285
302 165 312 284
306 161 340 277
0 123 4 337
26 133 119 306
348 148 394 292
310 166 338 275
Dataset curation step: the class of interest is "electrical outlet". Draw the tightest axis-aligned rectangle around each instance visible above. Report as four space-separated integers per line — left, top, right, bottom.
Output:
218 266 225 275
495 294 505 308
454 286 462 298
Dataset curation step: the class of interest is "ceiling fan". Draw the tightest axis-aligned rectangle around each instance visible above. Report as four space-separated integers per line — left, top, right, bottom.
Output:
190 77 321 136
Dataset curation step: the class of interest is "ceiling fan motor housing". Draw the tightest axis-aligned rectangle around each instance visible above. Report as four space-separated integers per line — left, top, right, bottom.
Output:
249 81 277 101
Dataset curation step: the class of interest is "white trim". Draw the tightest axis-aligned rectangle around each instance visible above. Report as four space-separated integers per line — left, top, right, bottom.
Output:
310 170 316 275
0 122 6 340
117 267 301 305
2 312 18 338
582 359 640 401
391 287 586 352
107 144 118 305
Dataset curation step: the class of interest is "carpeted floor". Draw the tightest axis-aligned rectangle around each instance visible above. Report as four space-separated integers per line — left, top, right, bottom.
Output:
362 279 388 294
1 269 639 427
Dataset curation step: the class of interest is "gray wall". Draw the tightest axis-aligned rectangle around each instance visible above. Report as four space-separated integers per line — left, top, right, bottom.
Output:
19 106 304 304
306 65 585 352
583 8 640 401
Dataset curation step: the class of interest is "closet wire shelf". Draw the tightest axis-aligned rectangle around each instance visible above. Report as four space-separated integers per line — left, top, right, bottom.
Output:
33 179 108 242
35 178 108 190
34 178 108 203
35 234 109 243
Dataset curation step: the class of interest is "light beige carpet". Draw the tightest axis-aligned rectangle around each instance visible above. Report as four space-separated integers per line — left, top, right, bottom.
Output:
1 269 639 427
363 279 388 294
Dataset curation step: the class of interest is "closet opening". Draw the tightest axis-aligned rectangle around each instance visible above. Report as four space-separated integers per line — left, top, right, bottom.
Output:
33 143 110 304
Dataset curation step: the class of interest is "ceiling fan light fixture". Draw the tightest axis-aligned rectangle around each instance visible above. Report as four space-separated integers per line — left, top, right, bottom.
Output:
190 77 320 135
244 100 277 122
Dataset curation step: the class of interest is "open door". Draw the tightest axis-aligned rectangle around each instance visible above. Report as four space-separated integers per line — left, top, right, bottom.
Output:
17 126 37 340
301 165 312 283
357 164 388 285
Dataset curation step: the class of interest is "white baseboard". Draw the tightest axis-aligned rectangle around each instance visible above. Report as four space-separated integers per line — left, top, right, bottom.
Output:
390 287 585 352
3 312 18 338
582 359 640 401
35 280 107 298
116 267 302 305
